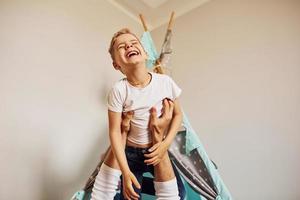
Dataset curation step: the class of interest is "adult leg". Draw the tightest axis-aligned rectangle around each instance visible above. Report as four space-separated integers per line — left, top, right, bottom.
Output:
153 153 180 200
150 122 180 200
148 101 181 200
140 163 185 199
172 161 186 199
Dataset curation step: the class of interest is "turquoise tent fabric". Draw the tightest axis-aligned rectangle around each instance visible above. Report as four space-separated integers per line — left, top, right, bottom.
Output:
140 31 159 68
182 112 232 200
71 190 85 200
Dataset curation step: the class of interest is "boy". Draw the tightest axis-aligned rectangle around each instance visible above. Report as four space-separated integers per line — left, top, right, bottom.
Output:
92 28 183 200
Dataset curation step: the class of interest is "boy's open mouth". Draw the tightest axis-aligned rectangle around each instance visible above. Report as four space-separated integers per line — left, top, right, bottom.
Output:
126 50 140 58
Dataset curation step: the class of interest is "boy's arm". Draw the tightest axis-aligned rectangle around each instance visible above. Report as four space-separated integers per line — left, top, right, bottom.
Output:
144 98 182 165
108 110 130 173
108 110 141 199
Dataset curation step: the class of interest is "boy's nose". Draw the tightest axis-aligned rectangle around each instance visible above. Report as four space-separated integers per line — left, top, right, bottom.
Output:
125 43 133 49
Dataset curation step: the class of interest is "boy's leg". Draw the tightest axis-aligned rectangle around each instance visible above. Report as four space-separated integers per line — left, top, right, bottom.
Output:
91 148 121 200
119 171 143 200
91 112 133 200
119 146 145 200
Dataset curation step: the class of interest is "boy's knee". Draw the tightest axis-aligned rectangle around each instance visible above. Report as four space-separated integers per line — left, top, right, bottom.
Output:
91 163 121 200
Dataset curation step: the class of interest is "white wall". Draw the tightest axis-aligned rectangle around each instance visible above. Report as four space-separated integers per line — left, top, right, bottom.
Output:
2 0 300 199
152 0 300 199
0 0 141 199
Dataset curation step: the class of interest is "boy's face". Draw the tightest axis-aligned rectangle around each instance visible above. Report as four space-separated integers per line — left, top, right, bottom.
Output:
112 33 147 73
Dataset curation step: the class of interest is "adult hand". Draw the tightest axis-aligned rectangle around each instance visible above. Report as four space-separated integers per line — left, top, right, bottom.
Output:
121 98 173 142
144 98 174 165
149 98 174 143
122 171 141 200
144 141 168 166
121 111 134 146
149 99 174 144
121 111 134 133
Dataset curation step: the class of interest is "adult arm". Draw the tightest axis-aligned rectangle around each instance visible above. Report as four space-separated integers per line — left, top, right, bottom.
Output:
144 98 182 165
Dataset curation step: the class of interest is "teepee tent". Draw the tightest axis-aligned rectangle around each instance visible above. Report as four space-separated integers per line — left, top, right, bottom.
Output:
139 13 232 200
71 13 232 200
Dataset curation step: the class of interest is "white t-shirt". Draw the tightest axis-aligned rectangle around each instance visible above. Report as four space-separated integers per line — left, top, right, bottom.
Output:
107 72 182 145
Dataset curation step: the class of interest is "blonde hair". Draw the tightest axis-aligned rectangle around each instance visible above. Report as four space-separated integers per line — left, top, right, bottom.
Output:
108 28 140 60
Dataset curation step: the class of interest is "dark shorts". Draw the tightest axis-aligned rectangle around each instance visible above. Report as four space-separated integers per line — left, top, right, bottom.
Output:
118 145 186 200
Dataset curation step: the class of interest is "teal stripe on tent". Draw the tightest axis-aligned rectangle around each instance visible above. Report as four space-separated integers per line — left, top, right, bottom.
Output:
71 190 85 200
182 111 233 200
140 31 159 68
183 179 203 200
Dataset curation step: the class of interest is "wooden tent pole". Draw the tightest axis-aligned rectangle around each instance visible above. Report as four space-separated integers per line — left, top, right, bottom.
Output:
167 11 175 30
139 14 148 31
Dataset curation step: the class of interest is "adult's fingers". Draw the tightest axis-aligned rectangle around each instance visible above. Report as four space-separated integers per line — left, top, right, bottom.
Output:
121 111 134 133
166 99 174 115
123 110 134 119
144 155 159 165
144 150 158 158
161 99 169 115
152 159 161 166
144 144 160 159
148 143 160 152
161 98 174 119
150 107 158 122
146 157 161 166
149 107 158 131
163 98 170 110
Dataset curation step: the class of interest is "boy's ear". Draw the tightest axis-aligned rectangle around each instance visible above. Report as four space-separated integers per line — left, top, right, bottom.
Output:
112 62 120 70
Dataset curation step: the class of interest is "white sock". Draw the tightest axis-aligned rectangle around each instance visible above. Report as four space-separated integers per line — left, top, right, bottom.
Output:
154 178 180 200
91 163 121 200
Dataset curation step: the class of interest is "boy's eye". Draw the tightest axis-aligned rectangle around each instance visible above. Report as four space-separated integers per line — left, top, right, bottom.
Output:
118 44 125 50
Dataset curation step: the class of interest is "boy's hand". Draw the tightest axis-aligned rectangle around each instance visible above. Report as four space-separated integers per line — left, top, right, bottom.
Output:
122 171 141 200
144 141 168 166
